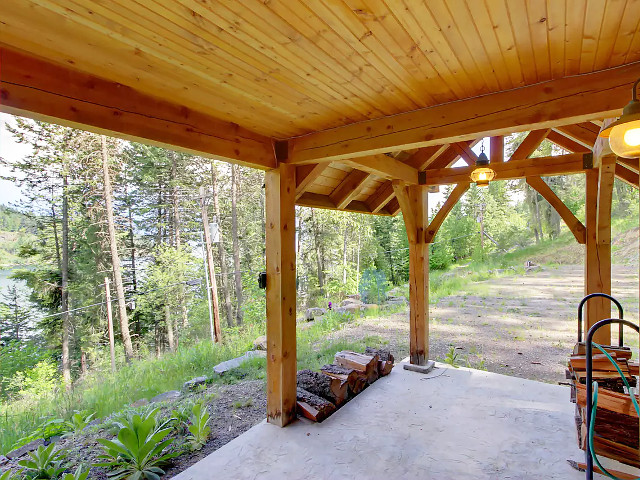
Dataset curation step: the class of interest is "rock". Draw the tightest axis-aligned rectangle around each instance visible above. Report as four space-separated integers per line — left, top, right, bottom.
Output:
6 439 43 459
130 398 149 408
0 455 9 466
335 304 360 315
345 293 360 301
213 350 266 375
361 304 378 314
253 335 267 350
150 390 181 404
182 376 208 391
339 298 363 308
304 307 326 321
386 295 407 305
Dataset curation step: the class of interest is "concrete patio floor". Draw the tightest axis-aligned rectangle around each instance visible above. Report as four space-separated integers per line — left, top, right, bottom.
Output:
173 362 587 480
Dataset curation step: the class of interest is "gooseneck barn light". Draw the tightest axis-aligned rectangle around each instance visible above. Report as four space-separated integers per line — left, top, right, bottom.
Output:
599 78 640 158
470 141 494 187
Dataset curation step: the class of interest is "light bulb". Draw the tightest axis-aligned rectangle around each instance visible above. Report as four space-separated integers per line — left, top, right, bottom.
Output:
478 172 487 181
624 127 640 146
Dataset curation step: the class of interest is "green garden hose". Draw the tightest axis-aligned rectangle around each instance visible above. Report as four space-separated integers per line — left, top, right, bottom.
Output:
588 343 640 480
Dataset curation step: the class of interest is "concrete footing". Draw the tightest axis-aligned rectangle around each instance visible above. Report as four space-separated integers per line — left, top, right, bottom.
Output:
402 360 435 374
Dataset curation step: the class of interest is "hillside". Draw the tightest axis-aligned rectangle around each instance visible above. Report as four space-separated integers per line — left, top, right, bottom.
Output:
0 205 35 267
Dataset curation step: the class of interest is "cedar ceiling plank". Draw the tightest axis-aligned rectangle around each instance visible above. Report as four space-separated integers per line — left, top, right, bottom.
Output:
366 181 395 214
405 144 449 170
295 164 330 200
510 129 551 161
546 130 591 153
615 164 639 189
329 169 371 209
555 124 599 148
384 197 401 216
288 61 640 163
296 192 391 216
617 158 639 174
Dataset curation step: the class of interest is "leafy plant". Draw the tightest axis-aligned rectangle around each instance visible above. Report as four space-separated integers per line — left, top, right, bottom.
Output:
17 444 66 479
12 419 71 451
187 402 211 451
95 408 178 480
169 402 193 435
60 467 88 480
62 412 95 437
0 469 25 480
443 346 460 368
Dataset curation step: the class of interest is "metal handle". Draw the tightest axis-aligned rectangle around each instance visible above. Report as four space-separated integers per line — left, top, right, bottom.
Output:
577 293 624 345
584 318 639 480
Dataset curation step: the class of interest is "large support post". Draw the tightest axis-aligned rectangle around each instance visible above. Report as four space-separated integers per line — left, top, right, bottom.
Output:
393 181 430 365
265 164 297 427
584 162 613 344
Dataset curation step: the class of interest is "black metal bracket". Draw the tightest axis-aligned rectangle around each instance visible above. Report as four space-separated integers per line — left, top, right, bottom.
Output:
577 293 624 345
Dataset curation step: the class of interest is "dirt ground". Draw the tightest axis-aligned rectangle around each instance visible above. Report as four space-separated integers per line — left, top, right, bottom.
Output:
325 264 639 384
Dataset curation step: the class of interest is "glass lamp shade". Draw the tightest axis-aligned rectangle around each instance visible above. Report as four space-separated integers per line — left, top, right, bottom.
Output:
607 119 640 158
470 167 495 187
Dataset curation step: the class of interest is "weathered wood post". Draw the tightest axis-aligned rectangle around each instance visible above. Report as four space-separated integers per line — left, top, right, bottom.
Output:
393 181 429 365
265 163 297 426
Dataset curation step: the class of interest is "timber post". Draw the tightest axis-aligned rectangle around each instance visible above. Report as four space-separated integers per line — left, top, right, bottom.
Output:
265 164 297 426
393 181 430 365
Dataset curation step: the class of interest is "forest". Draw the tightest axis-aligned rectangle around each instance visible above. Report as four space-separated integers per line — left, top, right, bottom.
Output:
0 116 638 467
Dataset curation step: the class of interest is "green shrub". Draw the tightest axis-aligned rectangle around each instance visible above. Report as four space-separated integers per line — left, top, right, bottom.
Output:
187 402 211 451
17 444 66 479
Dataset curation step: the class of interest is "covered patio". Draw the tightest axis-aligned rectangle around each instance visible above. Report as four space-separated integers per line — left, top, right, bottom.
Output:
1 0 639 476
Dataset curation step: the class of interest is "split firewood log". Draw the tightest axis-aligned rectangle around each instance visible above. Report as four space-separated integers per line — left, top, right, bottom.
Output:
364 347 394 376
334 351 379 384
297 369 348 406
320 364 366 395
296 387 336 422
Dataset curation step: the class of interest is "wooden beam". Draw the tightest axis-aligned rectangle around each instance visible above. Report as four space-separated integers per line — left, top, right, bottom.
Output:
296 192 392 215
526 176 586 244
425 141 475 170
385 197 401 216
329 169 371 209
615 163 639 188
546 130 590 153
344 155 418 184
617 158 639 173
555 123 599 148
425 182 470 243
295 164 330 200
597 155 616 245
490 136 504 163
288 62 640 163
0 47 276 169
366 181 395 213
405 144 449 170
422 153 590 186
451 143 477 166
391 181 417 243
265 164 297 427
510 129 550 161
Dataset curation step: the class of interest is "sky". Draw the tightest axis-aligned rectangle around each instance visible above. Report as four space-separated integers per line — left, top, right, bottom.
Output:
0 113 32 206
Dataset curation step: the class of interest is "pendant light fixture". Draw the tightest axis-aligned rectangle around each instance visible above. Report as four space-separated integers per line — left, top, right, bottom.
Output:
470 140 495 187
599 78 640 158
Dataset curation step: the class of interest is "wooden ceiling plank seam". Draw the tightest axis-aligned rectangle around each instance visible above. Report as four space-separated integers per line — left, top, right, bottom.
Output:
52 0 318 120
329 169 372 209
484 0 526 87
215 0 389 119
422 153 589 186
419 0 494 96
615 163 639 189
0 47 276 169
593 0 629 71
287 61 639 163
382 0 468 99
340 0 442 105
510 129 551 162
546 0 567 79
303 0 424 106
134 0 370 123
442 0 506 92
525 0 552 82
270 0 414 113
366 180 396 213
546 130 590 153
564 0 587 75
317 0 436 105
579 0 607 74
504 0 538 84
0 4 295 136
235 0 404 116
463 0 514 90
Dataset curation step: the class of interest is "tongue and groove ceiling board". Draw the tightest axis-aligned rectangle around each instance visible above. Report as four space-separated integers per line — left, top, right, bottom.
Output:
1 0 639 214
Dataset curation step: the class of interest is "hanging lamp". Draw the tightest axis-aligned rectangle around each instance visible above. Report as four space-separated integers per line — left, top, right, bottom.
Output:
599 78 640 158
470 141 494 187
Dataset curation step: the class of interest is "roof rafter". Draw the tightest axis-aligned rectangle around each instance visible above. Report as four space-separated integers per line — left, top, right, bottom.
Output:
288 62 639 163
329 169 371 209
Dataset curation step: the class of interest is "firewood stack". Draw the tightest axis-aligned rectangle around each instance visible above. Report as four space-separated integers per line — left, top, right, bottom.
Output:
566 342 639 469
296 347 394 422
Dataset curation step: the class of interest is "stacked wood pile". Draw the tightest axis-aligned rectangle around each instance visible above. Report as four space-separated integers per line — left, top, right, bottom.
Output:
567 342 639 469
296 347 394 422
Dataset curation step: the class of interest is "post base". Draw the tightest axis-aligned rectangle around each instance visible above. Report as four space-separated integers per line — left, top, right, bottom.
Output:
403 360 435 374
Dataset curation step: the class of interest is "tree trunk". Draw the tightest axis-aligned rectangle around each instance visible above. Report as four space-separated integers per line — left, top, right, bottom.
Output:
231 164 244 325
125 184 140 348
310 209 324 294
101 135 134 361
211 162 234 327
50 188 62 272
342 226 348 285
61 174 71 387
171 154 189 329
165 298 175 352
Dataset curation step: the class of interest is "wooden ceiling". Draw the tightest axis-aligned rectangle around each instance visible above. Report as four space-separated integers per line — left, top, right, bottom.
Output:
1 0 639 215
